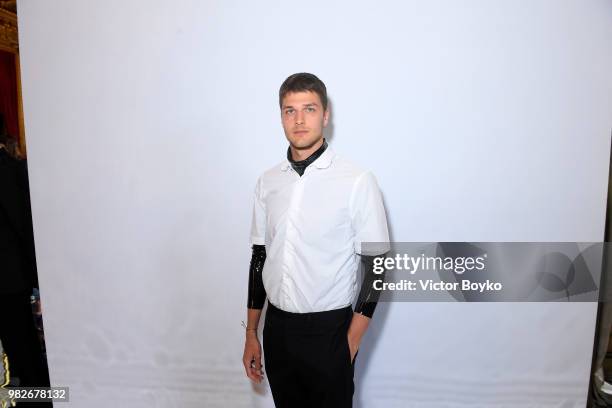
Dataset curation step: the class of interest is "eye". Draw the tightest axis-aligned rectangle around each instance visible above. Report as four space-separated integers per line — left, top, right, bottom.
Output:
305 107 316 113
285 108 295 115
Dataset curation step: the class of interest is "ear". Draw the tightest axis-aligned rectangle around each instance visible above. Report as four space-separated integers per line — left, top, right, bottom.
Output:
323 108 330 127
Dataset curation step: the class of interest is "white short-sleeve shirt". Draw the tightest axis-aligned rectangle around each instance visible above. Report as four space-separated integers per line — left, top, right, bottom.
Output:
250 145 390 313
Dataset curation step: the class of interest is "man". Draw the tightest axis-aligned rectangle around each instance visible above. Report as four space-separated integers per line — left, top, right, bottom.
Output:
242 73 389 407
0 114 52 407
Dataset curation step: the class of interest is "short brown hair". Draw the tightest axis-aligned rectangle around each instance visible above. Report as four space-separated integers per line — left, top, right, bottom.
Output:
279 73 328 111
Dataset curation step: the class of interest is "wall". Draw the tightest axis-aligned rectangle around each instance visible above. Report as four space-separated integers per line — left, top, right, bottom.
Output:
17 0 612 406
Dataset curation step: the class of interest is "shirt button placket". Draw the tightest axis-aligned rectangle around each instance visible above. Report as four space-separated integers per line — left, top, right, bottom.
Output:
282 174 304 309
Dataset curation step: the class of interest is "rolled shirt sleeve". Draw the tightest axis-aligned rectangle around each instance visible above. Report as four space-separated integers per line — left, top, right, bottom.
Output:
349 171 390 256
249 177 266 246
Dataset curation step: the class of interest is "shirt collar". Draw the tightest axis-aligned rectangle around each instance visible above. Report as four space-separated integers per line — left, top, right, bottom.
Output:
281 142 335 172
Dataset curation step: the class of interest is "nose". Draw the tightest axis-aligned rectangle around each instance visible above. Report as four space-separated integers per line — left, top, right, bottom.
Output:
295 110 304 125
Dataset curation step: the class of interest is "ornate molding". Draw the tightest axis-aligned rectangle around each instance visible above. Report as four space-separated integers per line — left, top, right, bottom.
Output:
0 6 21 156
0 8 17 52
0 1 16 13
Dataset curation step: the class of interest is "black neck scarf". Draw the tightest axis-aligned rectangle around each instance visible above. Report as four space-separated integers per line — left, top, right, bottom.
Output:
286 138 328 177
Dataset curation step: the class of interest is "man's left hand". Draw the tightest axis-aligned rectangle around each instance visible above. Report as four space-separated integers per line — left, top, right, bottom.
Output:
347 335 360 363
347 312 370 363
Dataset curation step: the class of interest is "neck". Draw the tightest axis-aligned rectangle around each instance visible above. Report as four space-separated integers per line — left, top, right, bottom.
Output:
289 137 324 162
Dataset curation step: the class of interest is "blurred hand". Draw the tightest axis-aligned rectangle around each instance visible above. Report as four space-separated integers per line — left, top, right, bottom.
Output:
348 335 359 363
243 332 264 383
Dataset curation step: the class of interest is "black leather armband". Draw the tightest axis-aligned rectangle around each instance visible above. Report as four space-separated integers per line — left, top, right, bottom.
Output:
355 254 386 318
247 244 267 309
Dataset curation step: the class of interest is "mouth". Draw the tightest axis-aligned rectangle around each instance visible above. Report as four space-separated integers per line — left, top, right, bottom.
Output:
293 130 308 135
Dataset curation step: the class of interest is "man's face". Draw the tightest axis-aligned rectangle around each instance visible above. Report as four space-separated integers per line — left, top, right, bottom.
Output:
281 91 329 151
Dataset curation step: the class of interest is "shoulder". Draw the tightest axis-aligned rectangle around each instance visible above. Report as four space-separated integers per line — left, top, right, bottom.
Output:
0 148 15 166
257 160 287 182
0 149 26 177
252 160 288 195
329 155 386 204
330 153 374 183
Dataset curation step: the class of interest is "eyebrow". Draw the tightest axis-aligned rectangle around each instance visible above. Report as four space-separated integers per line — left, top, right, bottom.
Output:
283 103 320 109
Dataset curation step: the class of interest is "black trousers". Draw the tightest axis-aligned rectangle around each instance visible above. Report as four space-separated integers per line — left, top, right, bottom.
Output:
263 302 357 408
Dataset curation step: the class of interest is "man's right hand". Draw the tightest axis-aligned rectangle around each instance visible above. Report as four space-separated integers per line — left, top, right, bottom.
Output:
243 331 264 383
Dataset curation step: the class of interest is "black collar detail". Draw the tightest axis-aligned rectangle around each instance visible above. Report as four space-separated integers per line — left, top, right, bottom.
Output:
286 138 328 177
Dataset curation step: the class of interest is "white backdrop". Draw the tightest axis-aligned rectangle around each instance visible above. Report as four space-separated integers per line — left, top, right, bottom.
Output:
17 0 612 407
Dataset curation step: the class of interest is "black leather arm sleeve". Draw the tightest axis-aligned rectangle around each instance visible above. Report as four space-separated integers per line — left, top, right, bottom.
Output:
354 254 386 318
247 244 267 309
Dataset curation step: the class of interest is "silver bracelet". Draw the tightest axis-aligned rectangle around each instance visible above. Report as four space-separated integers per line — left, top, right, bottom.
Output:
241 320 257 331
